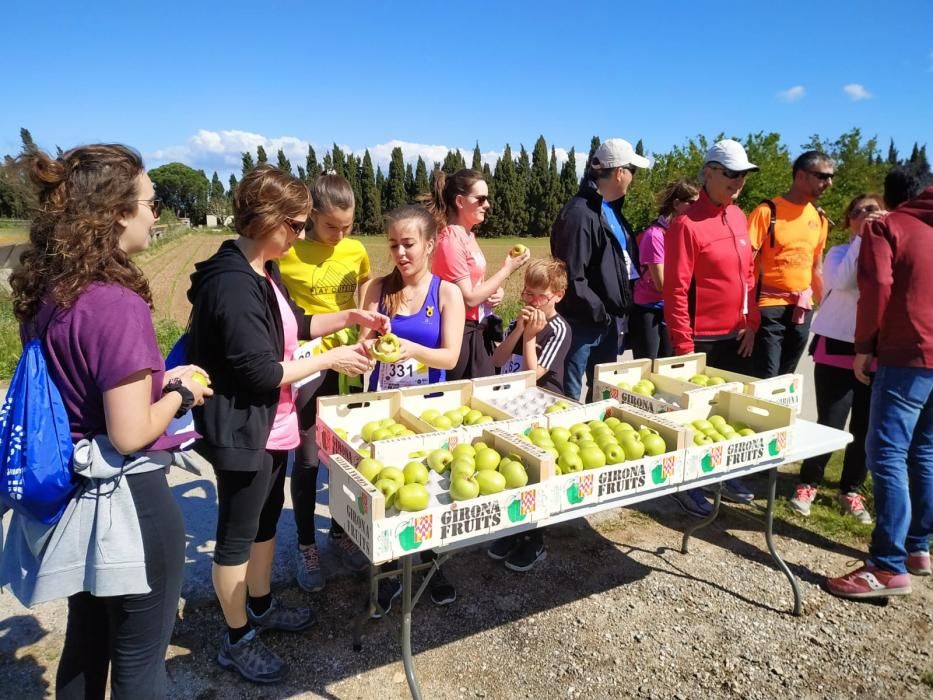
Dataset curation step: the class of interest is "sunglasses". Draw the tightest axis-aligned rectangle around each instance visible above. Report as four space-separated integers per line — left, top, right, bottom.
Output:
708 166 748 180
136 198 162 218
851 205 880 217
807 171 835 182
283 217 307 235
470 195 490 205
623 165 637 175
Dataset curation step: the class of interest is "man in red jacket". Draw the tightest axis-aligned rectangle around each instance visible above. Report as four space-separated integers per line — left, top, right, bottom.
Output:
664 139 761 512
827 167 933 599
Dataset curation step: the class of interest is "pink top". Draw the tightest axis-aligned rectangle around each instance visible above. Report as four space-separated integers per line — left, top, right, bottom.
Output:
432 224 487 322
813 335 878 372
265 273 300 450
633 218 667 306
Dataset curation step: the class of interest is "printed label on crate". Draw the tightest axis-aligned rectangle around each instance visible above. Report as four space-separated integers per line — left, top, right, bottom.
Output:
687 429 789 480
564 474 595 506
396 514 434 552
607 387 677 413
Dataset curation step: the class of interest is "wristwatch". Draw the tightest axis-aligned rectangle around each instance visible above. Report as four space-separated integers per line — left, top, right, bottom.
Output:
162 377 195 418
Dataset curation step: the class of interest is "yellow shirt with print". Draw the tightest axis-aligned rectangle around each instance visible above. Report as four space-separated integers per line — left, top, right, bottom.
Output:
747 196 828 308
278 237 371 349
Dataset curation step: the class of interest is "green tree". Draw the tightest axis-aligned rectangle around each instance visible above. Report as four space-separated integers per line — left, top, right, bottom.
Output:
587 136 601 167
360 150 382 233
414 157 430 198
472 143 483 171
385 146 407 211
442 149 466 174
635 139 645 156
405 162 416 202
241 151 254 175
207 171 229 223
527 136 559 237
887 138 899 165
559 147 578 201
323 152 333 174
297 165 306 181
228 174 238 195
376 165 385 208
149 162 210 224
256 145 268 165
331 144 347 179
306 146 321 181
345 153 362 227
485 144 527 237
20 128 38 155
276 149 292 175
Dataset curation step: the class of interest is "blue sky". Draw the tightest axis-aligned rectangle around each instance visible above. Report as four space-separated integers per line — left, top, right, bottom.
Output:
2 0 931 182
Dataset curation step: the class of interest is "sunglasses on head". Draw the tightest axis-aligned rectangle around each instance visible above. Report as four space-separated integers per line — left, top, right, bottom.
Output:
136 198 162 218
283 217 307 235
807 170 835 182
708 165 748 180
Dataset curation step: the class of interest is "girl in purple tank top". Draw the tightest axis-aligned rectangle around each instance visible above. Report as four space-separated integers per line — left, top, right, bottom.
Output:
361 205 465 391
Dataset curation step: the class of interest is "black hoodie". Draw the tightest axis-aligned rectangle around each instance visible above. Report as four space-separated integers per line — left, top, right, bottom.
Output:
550 178 639 326
187 240 312 471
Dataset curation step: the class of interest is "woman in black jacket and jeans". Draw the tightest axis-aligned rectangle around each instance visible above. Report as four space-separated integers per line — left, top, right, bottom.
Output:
187 165 388 684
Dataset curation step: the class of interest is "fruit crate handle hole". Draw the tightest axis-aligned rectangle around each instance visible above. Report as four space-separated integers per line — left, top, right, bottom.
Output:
747 405 771 417
346 401 372 410
423 391 445 399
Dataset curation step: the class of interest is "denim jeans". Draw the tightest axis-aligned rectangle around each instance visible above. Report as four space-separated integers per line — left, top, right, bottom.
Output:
866 365 933 574
564 320 619 403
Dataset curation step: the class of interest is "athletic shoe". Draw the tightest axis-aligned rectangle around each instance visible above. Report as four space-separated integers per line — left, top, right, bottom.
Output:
720 477 754 504
789 484 818 517
505 537 547 572
371 577 401 619
295 544 325 593
826 563 912 599
217 629 287 684
429 569 457 605
672 489 712 518
838 492 872 524
247 598 316 633
907 551 932 576
488 534 520 561
331 532 369 574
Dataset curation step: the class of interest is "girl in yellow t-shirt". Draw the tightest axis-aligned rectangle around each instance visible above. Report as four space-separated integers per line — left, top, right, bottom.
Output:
278 175 371 592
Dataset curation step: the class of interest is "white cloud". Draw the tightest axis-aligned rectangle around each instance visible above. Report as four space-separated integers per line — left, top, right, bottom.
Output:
843 83 873 101
777 85 805 102
147 130 590 180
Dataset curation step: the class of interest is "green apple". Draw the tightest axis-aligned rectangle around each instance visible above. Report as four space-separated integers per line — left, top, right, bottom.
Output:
450 476 479 501
708 415 728 430
588 419 608 431
474 448 501 471
370 332 402 363
707 376 726 386
426 448 453 473
361 420 382 442
542 446 560 459
707 432 726 442
635 379 656 394
473 441 489 452
450 461 476 481
396 483 430 511
356 458 384 483
544 402 565 414
420 408 440 423
731 420 750 432
693 434 713 446
389 423 407 437
451 444 476 460
475 416 494 424
463 409 484 425
549 427 572 444
617 382 632 391
638 426 659 441
529 427 551 443
456 405 472 417
569 423 591 439
632 382 655 397
579 445 607 470
379 418 397 428
371 428 392 441
559 442 581 455
431 415 453 430
692 419 713 432
689 374 710 386
334 427 348 440
403 461 429 485
737 428 756 437
378 467 406 489
620 434 646 460
616 422 636 433
604 416 622 429
499 461 528 488
443 410 464 428
558 452 584 473
374 478 399 507
476 470 507 495
509 243 528 257
603 443 626 464
642 433 667 456
719 426 738 439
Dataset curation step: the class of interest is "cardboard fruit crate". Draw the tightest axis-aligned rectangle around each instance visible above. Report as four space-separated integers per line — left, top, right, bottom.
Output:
501 399 688 513
397 379 536 440
471 370 578 420
663 390 795 483
653 352 804 414
593 359 740 414
326 428 556 565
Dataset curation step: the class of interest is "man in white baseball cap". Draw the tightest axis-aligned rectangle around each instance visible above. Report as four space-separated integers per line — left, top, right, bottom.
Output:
551 137 650 402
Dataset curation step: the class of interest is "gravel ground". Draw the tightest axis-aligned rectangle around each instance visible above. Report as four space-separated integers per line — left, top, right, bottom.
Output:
2 463 931 700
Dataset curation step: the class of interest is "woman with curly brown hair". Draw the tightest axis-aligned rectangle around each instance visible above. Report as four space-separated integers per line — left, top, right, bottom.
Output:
7 143 212 699
186 164 387 684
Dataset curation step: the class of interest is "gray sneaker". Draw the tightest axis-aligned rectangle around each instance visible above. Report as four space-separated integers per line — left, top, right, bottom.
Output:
217 629 287 684
247 598 316 633
295 544 325 593
331 533 370 574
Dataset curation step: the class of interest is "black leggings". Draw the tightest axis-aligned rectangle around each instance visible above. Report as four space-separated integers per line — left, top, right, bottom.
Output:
213 450 288 566
56 469 185 700
292 426 344 546
799 361 871 493
630 304 672 360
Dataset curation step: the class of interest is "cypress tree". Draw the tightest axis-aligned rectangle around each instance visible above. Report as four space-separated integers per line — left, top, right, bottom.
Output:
385 146 407 211
306 146 321 181
414 157 430 197
487 144 527 237
560 147 578 201
228 174 238 195
360 150 382 233
405 163 416 202
587 136 600 166
256 145 268 165
345 153 362 226
210 171 225 200
323 152 333 175
241 152 255 175
635 139 645 156
297 165 306 181
528 136 552 237
332 144 346 179
276 149 292 175
376 165 386 210
472 143 483 171
887 138 898 165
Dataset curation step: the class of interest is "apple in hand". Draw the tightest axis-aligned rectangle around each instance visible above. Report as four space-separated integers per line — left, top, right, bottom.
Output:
509 244 528 258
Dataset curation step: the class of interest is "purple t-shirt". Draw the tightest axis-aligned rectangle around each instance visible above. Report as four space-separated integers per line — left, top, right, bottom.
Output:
633 219 667 306
32 283 165 442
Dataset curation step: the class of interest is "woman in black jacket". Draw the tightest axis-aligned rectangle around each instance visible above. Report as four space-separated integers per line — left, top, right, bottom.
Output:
187 165 388 684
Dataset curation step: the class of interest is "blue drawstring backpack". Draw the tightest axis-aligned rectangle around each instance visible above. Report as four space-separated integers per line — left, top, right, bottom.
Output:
0 338 78 525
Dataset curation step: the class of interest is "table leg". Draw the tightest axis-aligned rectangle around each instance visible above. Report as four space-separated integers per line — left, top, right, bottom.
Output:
765 467 802 616
352 564 379 652
681 483 722 554
400 555 422 700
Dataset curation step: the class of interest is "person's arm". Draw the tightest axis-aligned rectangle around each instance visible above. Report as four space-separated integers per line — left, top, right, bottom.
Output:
552 215 606 323
357 277 384 343
811 218 828 303
492 318 525 368
822 242 859 292
309 309 390 339
662 217 696 355
640 226 666 292
453 251 528 308
521 310 550 380
854 216 894 378
746 204 769 254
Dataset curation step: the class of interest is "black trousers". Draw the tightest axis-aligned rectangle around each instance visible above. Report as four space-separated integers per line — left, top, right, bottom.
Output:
752 305 812 378
693 337 753 375
799 362 871 493
630 304 672 360
448 320 494 381
56 470 185 700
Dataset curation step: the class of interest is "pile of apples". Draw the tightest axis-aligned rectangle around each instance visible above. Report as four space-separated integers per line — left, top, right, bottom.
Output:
487 389 572 419
426 443 529 502
519 417 668 475
359 418 416 443
356 457 431 511
616 378 658 397
687 373 728 387
419 406 495 430
690 415 756 445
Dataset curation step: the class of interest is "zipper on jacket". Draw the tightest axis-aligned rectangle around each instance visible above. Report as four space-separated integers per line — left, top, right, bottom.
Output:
722 211 747 323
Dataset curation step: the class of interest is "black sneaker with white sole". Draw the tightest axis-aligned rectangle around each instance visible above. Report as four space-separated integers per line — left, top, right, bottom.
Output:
429 569 456 606
505 536 546 572
488 534 520 561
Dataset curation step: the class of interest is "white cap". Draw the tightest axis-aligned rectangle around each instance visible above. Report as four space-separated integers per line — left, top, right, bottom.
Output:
704 139 758 172
590 138 651 170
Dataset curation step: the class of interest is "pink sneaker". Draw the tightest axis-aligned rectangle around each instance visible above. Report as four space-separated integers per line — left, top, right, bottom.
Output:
838 492 872 524
907 551 931 576
826 563 912 599
789 483 817 516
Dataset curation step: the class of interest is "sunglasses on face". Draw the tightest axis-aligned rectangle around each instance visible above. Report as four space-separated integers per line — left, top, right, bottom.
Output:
709 166 748 180
470 195 490 205
807 171 835 182
623 165 637 176
851 205 880 217
283 217 307 235
136 198 162 218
